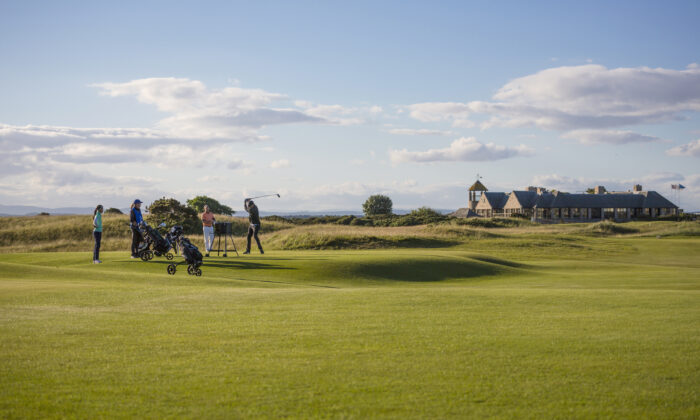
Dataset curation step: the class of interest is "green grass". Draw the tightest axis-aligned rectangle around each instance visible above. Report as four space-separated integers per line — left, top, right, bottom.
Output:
1 232 699 418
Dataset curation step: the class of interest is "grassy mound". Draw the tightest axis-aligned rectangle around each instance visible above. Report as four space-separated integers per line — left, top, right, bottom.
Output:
272 232 459 250
451 217 536 228
584 221 640 236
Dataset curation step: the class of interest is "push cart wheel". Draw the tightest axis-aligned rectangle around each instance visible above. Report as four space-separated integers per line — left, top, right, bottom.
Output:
196 269 202 276
165 253 174 260
146 251 154 260
140 251 149 262
167 264 176 275
187 265 195 275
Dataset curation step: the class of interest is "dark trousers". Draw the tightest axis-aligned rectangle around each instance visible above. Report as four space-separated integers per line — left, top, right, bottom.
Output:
246 224 263 252
93 231 102 261
131 228 142 256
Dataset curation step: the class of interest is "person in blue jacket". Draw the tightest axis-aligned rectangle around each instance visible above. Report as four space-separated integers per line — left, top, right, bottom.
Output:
93 204 103 264
129 199 144 258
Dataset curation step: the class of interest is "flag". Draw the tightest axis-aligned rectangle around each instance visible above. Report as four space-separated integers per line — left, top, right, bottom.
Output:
671 184 686 190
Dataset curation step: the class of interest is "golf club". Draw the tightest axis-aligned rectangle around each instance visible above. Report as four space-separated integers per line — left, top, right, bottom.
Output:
249 193 281 200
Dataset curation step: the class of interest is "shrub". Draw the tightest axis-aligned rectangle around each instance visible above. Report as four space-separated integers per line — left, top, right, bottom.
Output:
104 207 123 214
147 197 199 234
186 195 235 215
363 195 393 216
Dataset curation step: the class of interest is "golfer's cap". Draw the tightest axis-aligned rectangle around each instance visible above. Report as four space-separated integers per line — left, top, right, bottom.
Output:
134 199 143 204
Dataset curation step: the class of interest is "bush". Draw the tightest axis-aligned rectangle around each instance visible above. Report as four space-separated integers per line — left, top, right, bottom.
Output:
104 207 123 215
363 195 393 216
658 213 697 222
186 195 235 215
587 221 639 235
147 197 199 234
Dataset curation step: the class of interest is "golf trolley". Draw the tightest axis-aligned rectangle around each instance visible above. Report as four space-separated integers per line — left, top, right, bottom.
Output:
166 225 203 276
137 221 175 262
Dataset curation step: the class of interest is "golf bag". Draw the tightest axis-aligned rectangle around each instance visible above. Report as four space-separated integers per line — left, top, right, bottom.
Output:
138 222 174 261
166 225 203 276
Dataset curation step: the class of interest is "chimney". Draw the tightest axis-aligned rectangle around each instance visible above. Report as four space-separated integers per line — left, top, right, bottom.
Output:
594 185 606 194
536 187 547 195
633 184 642 193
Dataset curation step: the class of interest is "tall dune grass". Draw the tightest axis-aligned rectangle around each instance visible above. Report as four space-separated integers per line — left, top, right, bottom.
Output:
0 214 697 253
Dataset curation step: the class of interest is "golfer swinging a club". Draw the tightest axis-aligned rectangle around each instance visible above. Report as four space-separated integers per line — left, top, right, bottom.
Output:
243 198 264 255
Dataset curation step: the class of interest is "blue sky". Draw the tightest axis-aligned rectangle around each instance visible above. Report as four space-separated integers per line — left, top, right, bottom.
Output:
1 0 699 211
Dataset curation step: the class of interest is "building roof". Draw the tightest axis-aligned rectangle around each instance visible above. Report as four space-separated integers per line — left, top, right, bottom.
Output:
468 180 488 191
482 192 508 209
525 191 679 209
510 190 538 208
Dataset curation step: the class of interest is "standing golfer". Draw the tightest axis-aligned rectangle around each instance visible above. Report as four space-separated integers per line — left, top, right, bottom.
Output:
129 199 144 259
201 205 215 257
243 199 263 254
93 204 103 264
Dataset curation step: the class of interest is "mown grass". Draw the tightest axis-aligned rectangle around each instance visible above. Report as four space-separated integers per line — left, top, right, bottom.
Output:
0 232 699 418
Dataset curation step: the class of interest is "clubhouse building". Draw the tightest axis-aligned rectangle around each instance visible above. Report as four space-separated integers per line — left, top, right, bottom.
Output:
455 181 678 222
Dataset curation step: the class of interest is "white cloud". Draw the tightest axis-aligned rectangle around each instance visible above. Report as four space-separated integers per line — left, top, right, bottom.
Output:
389 137 534 164
561 129 664 145
387 128 453 136
405 64 700 134
270 159 290 168
666 139 700 158
89 77 383 139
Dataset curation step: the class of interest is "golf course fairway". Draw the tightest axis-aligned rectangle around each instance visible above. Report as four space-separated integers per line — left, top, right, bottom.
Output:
1 238 698 418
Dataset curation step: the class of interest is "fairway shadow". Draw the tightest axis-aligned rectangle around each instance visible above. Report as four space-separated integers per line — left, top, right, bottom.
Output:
148 259 296 271
347 257 516 282
467 255 527 268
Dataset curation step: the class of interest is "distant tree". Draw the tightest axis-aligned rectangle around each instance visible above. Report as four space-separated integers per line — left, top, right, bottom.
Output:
363 195 393 217
104 207 123 214
186 195 235 215
38 212 50 216
147 197 199 233
585 188 595 194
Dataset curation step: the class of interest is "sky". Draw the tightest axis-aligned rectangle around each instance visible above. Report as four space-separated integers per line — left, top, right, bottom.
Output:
1 0 699 212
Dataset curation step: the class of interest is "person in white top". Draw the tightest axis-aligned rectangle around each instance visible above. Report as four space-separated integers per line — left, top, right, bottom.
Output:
201 205 216 257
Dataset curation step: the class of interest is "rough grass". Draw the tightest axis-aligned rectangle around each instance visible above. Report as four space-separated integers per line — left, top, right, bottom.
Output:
1 215 698 254
0 236 698 418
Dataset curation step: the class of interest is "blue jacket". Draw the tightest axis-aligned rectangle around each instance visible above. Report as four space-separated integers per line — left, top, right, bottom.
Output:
130 207 143 226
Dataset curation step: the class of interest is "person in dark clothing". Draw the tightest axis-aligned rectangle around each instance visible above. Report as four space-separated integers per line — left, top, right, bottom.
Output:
243 199 263 254
129 199 144 258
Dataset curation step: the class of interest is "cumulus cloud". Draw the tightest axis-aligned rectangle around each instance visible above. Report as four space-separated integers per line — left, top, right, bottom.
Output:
404 64 700 144
666 139 700 158
387 128 453 136
561 129 664 145
389 137 533 164
93 78 327 139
